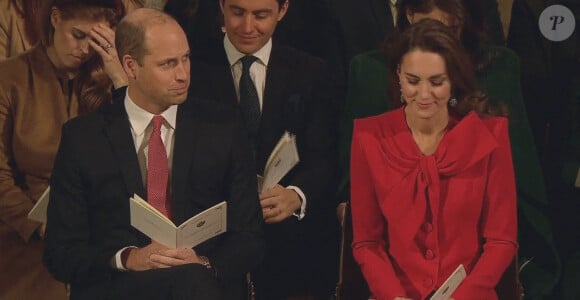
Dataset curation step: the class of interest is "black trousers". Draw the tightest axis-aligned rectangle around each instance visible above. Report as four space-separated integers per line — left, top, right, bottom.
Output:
70 264 221 300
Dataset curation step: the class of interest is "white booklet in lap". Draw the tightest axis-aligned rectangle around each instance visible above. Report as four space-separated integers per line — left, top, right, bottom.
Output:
129 194 227 248
258 131 299 192
430 264 467 300
27 187 50 223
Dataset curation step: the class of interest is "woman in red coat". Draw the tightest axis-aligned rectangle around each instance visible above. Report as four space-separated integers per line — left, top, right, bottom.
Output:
350 19 518 300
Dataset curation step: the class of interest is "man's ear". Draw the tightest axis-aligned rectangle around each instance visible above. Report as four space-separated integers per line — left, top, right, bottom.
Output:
122 55 138 80
277 0 289 21
219 0 225 13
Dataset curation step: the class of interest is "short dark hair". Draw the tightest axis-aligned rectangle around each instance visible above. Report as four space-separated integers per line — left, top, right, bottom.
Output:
220 0 287 10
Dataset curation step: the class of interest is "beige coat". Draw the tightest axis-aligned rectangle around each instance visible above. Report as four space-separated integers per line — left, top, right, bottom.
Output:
0 45 80 299
0 0 33 60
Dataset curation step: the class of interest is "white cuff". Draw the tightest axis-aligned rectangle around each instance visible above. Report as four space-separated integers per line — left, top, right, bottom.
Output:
112 246 137 270
287 185 307 220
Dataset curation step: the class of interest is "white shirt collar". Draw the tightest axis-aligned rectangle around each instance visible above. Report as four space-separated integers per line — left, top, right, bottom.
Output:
124 88 178 135
224 34 272 67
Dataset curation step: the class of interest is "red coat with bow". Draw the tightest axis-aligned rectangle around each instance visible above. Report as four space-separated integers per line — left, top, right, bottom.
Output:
350 107 518 300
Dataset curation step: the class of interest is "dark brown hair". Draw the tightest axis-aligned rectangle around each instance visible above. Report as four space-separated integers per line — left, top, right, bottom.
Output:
385 19 499 118
40 0 123 47
396 0 493 71
220 0 287 10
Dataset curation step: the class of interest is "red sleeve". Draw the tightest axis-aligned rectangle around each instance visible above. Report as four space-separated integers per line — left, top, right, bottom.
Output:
453 118 518 298
350 121 407 299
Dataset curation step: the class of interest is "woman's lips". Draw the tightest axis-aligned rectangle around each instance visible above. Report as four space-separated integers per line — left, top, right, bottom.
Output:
417 102 434 109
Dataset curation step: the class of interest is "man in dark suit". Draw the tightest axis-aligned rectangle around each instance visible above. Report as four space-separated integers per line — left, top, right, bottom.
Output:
330 0 504 85
43 8 264 300
508 0 580 298
189 0 339 298
331 0 395 73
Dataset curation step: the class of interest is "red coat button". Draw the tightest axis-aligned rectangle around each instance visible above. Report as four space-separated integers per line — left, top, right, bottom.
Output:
424 249 435 260
422 222 433 233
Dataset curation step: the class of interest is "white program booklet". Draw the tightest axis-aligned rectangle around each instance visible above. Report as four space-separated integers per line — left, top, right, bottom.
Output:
430 264 467 300
129 194 227 248
27 187 50 223
258 131 299 192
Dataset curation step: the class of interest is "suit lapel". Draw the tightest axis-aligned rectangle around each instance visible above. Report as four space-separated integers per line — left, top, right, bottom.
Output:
526 0 552 59
103 94 146 199
211 48 238 106
258 43 290 172
262 44 290 125
526 0 545 20
170 102 197 223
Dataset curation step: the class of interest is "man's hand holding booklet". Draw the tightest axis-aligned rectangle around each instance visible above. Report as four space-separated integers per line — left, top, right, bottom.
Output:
129 194 227 248
257 131 299 192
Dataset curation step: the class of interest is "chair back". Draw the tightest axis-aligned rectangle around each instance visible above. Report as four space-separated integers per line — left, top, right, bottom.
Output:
335 202 370 300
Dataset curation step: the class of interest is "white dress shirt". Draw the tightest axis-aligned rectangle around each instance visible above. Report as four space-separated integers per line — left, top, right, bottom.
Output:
124 91 177 187
113 89 178 270
224 35 270 111
223 35 307 220
390 0 399 27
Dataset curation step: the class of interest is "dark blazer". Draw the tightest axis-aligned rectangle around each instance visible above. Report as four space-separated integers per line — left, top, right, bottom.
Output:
507 0 554 158
43 89 265 299
331 0 394 78
190 42 340 296
508 1 580 298
330 0 505 80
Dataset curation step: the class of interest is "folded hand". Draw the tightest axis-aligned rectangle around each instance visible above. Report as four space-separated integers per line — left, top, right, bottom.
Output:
259 184 301 224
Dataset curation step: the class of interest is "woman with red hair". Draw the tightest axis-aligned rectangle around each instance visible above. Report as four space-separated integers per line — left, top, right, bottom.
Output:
0 1 125 298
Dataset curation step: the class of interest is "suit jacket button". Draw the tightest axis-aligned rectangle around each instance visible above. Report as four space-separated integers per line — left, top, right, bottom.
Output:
424 249 435 260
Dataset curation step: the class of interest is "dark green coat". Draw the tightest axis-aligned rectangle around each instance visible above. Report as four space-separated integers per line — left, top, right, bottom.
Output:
338 47 560 297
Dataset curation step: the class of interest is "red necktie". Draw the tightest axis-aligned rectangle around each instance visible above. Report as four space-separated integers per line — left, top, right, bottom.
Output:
147 115 170 217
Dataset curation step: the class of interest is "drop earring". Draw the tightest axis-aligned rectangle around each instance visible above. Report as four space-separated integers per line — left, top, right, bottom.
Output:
449 97 458 107
399 81 405 104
